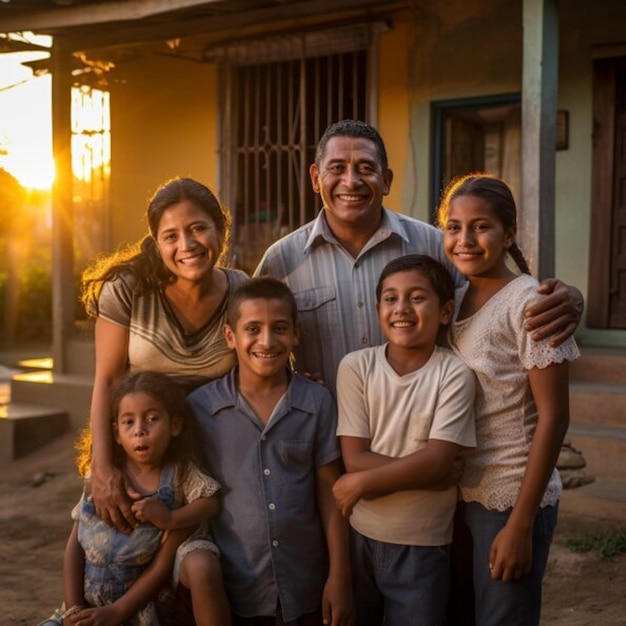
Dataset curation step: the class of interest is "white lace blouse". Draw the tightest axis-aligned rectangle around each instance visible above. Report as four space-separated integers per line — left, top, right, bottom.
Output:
449 274 580 511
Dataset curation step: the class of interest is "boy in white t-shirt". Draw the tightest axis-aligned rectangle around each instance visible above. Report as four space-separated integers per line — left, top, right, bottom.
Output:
333 254 476 626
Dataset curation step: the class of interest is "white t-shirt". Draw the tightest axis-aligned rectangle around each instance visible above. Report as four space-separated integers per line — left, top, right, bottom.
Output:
337 345 476 546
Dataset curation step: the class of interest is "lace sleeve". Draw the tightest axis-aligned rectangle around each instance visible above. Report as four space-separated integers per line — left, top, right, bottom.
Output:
515 280 581 369
179 463 220 504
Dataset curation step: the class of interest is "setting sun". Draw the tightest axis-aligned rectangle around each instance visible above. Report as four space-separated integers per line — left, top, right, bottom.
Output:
0 35 55 190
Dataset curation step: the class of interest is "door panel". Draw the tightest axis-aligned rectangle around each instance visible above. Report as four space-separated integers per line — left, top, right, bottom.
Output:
609 60 626 327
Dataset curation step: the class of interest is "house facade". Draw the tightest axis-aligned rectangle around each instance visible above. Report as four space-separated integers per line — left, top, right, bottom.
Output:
2 0 626 364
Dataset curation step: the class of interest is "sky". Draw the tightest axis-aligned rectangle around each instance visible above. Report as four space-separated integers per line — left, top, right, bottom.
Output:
0 34 54 189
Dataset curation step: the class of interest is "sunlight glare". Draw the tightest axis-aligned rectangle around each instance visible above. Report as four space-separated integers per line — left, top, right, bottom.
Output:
0 34 54 189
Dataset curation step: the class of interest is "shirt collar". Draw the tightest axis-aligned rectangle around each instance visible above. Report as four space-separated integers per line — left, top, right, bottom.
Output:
208 366 324 416
303 207 411 254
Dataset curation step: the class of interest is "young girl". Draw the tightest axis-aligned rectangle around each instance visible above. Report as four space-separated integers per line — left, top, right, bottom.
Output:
438 174 580 626
39 371 231 626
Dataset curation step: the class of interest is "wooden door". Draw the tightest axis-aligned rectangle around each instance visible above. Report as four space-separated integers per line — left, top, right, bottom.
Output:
609 59 626 328
588 56 626 328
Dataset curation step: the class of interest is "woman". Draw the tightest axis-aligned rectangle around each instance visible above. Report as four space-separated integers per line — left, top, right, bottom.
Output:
81 177 247 623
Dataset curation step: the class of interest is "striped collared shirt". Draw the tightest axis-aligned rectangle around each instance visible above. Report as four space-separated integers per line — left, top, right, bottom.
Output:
255 208 462 396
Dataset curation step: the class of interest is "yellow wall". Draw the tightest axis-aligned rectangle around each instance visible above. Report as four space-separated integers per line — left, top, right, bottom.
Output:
378 2 522 223
103 0 626 345
376 0 626 346
377 18 409 218
109 55 218 247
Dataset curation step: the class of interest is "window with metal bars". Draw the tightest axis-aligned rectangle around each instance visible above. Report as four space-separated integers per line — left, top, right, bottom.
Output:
71 85 111 273
224 48 368 273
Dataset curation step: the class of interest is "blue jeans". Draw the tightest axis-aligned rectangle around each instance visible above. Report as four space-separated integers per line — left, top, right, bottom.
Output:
351 529 451 626
463 501 558 626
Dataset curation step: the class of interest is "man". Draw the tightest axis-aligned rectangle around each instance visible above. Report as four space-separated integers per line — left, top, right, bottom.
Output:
255 119 582 396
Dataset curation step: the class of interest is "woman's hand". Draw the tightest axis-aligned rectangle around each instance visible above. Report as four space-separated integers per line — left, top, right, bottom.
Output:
90 463 140 533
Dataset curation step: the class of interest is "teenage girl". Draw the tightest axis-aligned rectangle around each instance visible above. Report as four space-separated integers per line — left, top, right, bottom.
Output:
39 371 231 626
438 174 579 626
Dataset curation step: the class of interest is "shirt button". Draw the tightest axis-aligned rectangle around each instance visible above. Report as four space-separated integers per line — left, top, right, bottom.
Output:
272 540 279 547
361 337 368 345
268 503 276 511
263 468 271 476
358 301 364 308
261 435 267 441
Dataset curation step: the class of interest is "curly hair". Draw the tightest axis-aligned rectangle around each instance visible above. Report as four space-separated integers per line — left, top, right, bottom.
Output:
75 371 206 480
81 177 232 316
437 173 531 276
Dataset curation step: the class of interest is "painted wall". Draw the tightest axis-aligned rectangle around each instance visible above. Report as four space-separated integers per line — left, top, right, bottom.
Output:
109 54 218 247
102 0 626 345
378 0 626 346
377 18 409 217
558 0 626 347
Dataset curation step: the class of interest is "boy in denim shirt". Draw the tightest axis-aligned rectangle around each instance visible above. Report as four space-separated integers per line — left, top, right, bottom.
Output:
189 277 354 626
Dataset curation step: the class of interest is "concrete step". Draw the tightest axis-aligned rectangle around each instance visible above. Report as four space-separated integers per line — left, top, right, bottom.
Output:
570 381 626 428
559 477 626 522
567 422 626 482
0 402 70 466
570 346 626 385
10 371 93 430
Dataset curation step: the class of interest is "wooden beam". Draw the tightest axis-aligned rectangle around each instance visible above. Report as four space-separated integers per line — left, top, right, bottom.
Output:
3 0 401 53
51 36 75 374
520 0 559 280
0 0 224 32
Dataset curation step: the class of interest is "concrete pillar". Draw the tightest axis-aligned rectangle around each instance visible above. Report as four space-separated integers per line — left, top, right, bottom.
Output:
51 37 74 374
520 0 559 280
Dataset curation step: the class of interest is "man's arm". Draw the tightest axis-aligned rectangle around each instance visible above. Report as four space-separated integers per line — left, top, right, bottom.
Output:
525 280 584 347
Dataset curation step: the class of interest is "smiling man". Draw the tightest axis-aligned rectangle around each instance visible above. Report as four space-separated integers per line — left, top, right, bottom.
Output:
255 119 582 397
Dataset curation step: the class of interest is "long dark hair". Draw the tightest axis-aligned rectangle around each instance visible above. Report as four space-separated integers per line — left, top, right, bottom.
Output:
81 177 232 315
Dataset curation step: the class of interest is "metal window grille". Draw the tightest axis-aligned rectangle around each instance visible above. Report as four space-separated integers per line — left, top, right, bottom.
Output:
71 84 111 272
225 49 368 273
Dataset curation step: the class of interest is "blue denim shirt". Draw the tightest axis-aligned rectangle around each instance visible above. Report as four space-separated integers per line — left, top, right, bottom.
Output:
188 369 340 621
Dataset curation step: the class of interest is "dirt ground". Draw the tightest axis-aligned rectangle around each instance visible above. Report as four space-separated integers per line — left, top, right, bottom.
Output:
1 431 625 626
